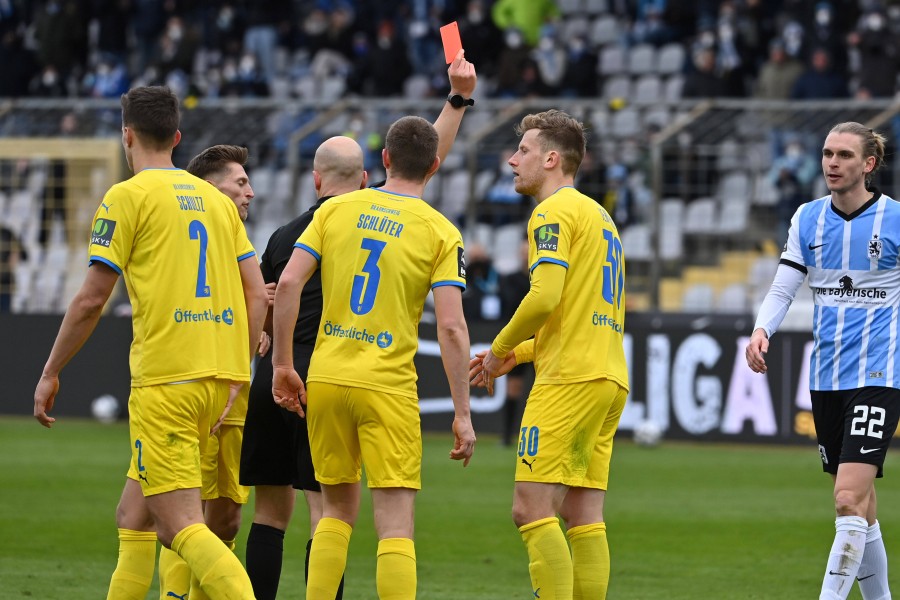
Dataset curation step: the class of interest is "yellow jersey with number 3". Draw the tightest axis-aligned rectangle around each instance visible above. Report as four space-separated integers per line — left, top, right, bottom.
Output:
295 187 466 398
528 186 628 390
87 168 256 387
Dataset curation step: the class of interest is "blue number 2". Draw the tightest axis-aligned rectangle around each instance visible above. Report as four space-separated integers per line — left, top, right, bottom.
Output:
350 238 386 315
601 229 624 308
189 220 210 298
135 439 146 472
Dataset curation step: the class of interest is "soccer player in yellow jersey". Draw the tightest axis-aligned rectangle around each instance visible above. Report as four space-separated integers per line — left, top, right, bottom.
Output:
272 115 476 600
146 144 265 600
470 109 629 600
32 86 268 599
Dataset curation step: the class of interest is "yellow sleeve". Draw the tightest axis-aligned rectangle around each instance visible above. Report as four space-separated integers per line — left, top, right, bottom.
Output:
513 339 534 364
491 262 566 356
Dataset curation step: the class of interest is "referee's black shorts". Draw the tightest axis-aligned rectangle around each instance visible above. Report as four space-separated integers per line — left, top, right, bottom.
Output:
240 344 320 491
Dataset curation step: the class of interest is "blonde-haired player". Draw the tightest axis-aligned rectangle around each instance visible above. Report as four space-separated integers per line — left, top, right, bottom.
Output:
471 109 629 599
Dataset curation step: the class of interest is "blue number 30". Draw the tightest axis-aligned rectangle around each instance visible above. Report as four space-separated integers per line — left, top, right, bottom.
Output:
350 238 386 315
601 229 623 308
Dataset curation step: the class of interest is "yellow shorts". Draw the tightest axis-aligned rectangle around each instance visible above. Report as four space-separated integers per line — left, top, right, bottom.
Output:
515 378 627 489
307 381 422 489
201 423 250 504
126 379 229 496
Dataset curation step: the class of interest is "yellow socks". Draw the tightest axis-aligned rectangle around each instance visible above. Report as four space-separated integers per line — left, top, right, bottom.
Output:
567 522 609 599
171 523 253 599
519 517 573 600
188 539 236 600
107 528 157 600
376 538 417 599
158 546 190 599
307 517 352 600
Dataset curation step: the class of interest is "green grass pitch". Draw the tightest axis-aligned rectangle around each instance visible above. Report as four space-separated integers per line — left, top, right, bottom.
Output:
3 415 899 599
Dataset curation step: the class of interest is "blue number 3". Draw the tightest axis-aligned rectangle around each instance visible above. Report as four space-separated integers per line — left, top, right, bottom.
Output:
350 238 386 315
602 229 623 308
189 220 210 298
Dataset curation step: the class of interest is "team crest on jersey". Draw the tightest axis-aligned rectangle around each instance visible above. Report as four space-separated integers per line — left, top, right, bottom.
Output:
534 223 560 252
458 246 466 278
91 218 116 247
868 235 883 259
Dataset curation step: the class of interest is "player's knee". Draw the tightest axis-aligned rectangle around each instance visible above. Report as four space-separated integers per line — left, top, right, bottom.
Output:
511 504 532 528
115 498 154 530
207 505 243 541
834 488 867 516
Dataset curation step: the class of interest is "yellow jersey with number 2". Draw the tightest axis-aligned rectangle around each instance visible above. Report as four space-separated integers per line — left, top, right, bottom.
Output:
88 168 256 387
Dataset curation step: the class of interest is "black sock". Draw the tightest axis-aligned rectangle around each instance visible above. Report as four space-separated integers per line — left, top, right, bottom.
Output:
307 537 346 600
246 522 285 600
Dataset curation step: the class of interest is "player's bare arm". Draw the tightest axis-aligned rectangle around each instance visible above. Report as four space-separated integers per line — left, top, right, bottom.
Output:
272 247 318 415
433 285 476 466
33 263 119 427
239 258 269 360
431 49 477 172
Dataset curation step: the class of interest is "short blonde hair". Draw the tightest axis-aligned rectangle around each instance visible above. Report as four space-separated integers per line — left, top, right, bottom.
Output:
515 109 586 176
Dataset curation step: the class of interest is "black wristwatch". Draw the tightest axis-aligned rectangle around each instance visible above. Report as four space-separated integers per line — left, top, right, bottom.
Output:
447 94 475 109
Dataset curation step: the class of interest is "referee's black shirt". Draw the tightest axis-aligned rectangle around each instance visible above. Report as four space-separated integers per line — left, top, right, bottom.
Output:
259 195 334 347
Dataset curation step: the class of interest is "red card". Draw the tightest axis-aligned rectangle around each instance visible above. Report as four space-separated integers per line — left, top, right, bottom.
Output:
440 21 463 64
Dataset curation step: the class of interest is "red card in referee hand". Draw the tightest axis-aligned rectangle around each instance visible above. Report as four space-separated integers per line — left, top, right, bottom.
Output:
440 21 463 64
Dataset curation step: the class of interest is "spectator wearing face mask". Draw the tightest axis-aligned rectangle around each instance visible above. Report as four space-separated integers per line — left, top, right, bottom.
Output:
849 9 898 98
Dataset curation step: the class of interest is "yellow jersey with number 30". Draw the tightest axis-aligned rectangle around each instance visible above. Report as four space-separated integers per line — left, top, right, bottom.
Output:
87 168 256 387
528 186 628 390
295 187 466 398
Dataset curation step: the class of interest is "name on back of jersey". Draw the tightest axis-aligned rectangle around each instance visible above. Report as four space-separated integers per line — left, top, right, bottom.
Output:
357 211 404 238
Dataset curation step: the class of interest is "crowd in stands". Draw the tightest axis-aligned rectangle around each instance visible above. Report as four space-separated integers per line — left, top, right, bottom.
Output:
0 0 890 102
0 0 896 315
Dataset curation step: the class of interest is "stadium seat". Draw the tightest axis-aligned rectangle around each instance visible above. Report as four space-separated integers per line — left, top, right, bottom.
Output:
657 43 686 75
492 223 526 275
716 139 742 172
590 108 610 136
320 76 346 102
561 16 590 40
716 171 751 202
628 44 657 75
598 45 626 76
717 198 750 234
633 75 663 106
441 169 471 224
664 75 684 102
602 75 632 101
584 0 609 13
681 283 715 312
403 75 431 100
644 105 671 130
716 283 749 313
610 107 641 138
659 277 684 311
558 0 583 15
249 166 274 199
752 173 778 206
590 16 620 47
659 198 684 260
682 198 717 234
620 223 652 261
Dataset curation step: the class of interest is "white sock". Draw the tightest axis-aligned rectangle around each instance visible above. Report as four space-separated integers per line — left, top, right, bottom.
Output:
820 515 869 600
857 521 891 600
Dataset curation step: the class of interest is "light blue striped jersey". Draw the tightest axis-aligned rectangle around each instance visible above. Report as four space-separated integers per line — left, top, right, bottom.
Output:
781 190 900 390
